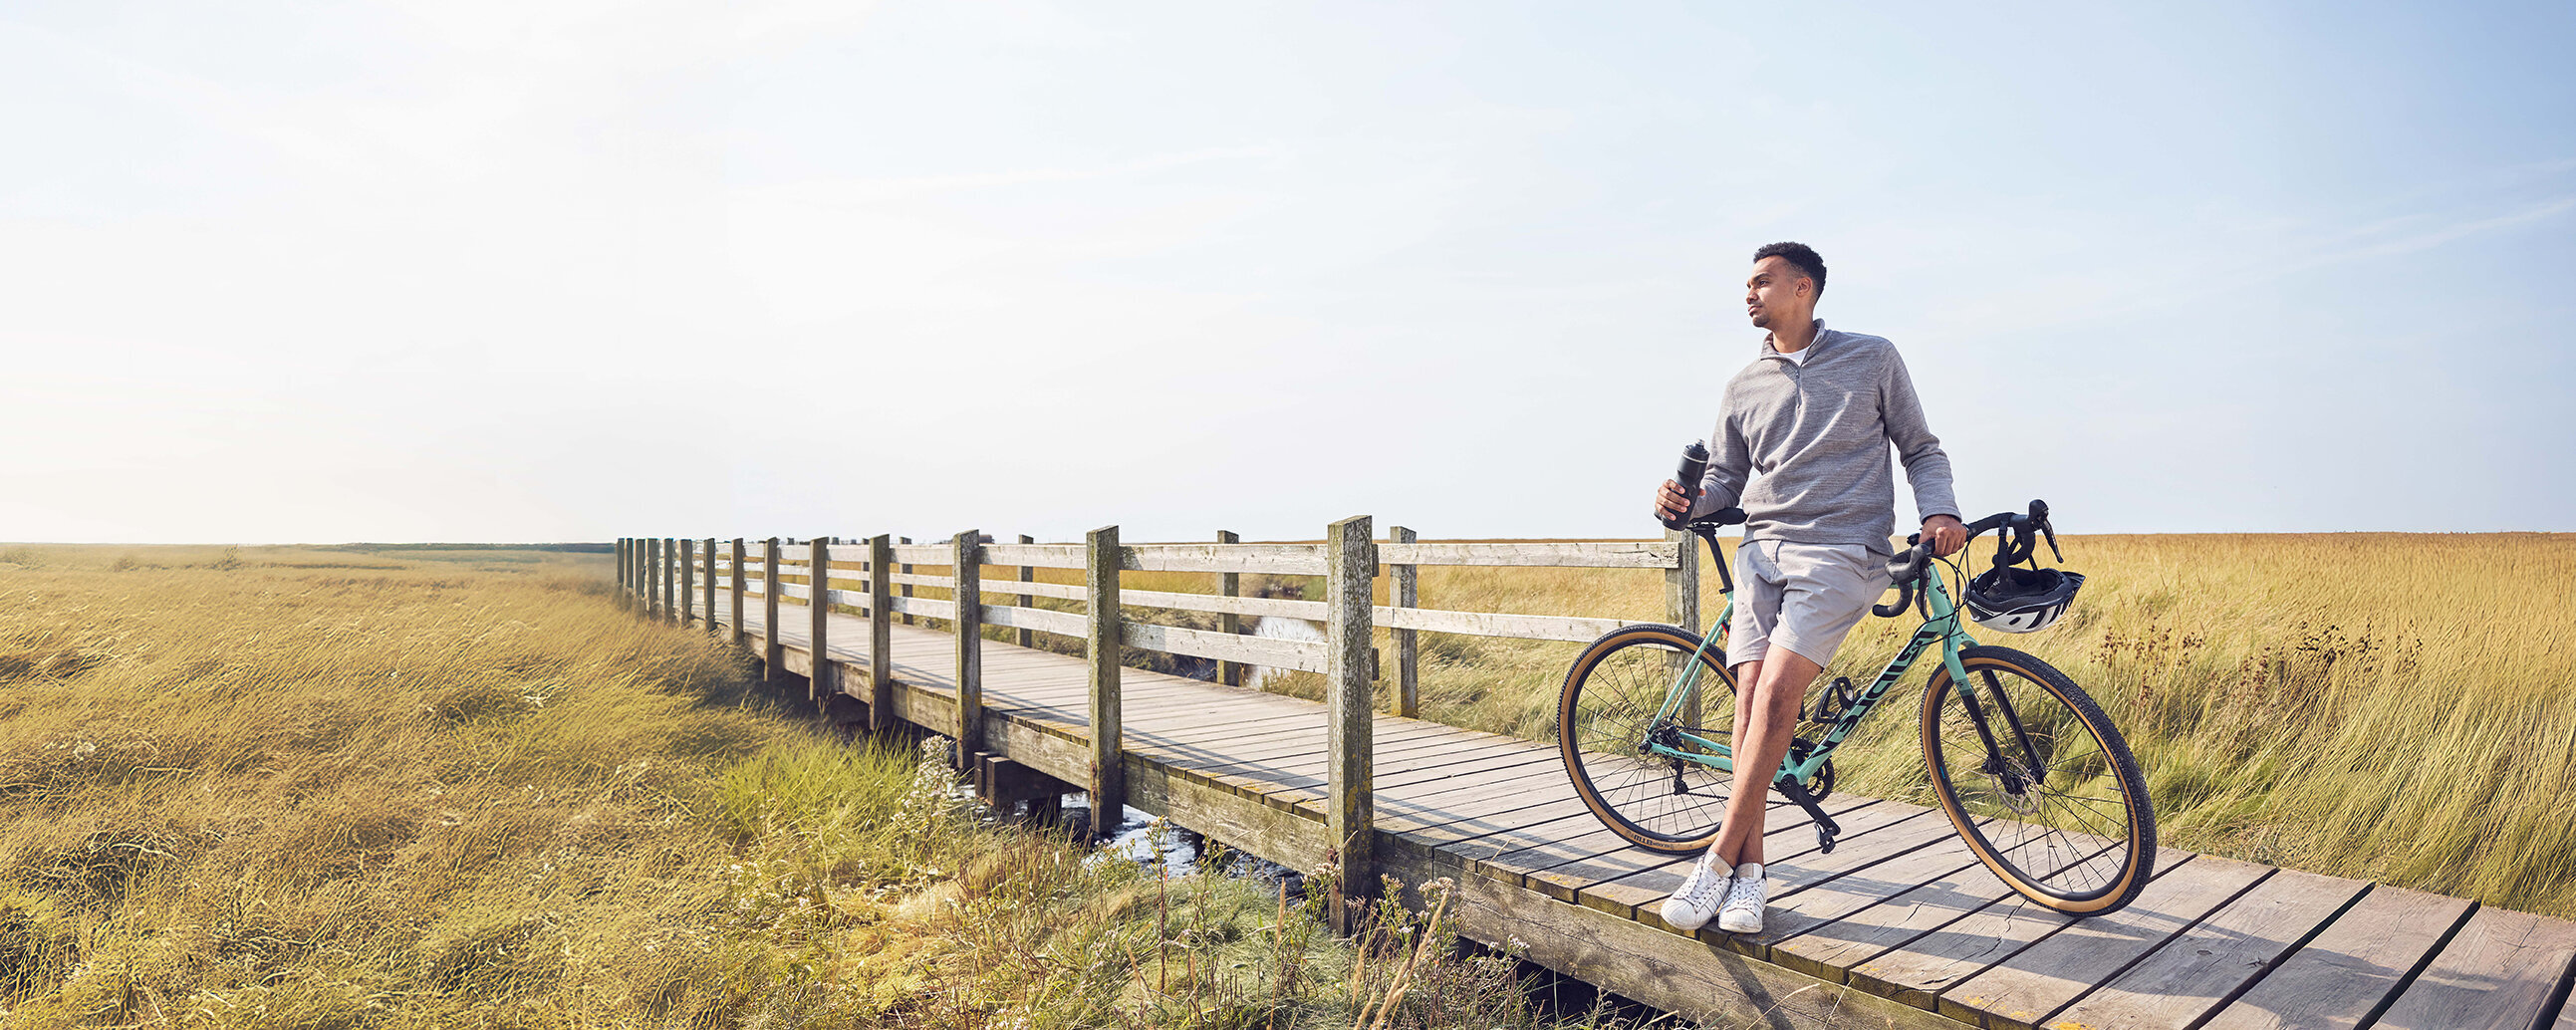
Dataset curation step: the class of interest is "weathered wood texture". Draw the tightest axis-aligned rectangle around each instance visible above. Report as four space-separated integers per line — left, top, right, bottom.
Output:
1389 525 1418 717
1085 525 1124 825
1215 529 1243 687
1324 514 1374 931
952 530 982 767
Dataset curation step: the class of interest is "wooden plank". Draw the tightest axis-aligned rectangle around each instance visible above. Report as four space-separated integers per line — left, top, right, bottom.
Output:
2047 867 2372 1030
1742 833 1990 976
1124 587 1325 620
1122 542 1329 575
2372 903 2576 1030
980 603 1087 639
978 577 1084 602
1939 853 2270 1029
888 594 955 620
1766 844 2078 983
1574 801 1932 925
1122 620 1331 671
1126 759 1330 873
1378 540 1681 569
1848 848 2195 1010
1371 605 1629 643
889 543 947 565
889 571 953 589
822 587 872 613
2195 885 2474 1030
1085 525 1124 825
981 542 1086 568
1384 857 1961 1030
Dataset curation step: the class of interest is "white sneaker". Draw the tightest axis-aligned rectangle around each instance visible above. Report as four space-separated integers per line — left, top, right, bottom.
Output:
1717 863 1767 934
1659 849 1733 931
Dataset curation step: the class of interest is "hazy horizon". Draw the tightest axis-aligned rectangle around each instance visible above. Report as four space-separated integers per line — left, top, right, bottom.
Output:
5 2 2570 544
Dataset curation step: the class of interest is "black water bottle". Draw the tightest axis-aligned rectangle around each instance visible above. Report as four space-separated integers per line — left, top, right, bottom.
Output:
1663 440 1709 530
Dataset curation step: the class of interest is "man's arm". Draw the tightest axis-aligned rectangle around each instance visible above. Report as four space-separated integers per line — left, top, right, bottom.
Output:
1649 403 1751 522
1688 408 1752 518
1881 347 1961 525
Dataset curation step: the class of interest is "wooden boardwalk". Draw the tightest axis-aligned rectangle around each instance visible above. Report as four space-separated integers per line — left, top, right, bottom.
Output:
688 593 2576 1030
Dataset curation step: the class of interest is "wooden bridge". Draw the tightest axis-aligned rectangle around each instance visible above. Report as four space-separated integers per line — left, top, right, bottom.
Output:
615 524 2576 1029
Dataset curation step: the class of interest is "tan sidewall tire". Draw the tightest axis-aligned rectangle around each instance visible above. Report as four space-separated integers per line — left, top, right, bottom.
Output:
1557 624 1736 854
1920 646 2156 915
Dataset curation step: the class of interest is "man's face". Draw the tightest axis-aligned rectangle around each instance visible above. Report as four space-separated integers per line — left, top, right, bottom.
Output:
1744 255 1813 331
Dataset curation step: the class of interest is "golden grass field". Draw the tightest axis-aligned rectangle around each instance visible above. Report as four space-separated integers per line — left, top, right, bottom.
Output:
1298 531 2576 919
0 544 1660 1029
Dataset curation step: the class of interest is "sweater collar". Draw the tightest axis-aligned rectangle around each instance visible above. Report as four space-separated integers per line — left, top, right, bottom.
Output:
1760 320 1830 362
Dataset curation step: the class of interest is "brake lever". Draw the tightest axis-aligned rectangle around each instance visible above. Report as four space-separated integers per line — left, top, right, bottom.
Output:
2041 522 2063 563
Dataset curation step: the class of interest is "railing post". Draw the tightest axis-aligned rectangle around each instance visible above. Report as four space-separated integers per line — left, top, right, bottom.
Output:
869 535 895 731
729 538 747 647
686 538 701 627
1015 534 1035 649
640 538 653 617
1667 527 1701 727
1085 525 1124 834
1216 529 1242 686
1324 514 1376 932
763 538 784 683
615 538 627 604
662 538 678 623
809 537 832 709
953 530 983 769
702 537 718 634
898 536 915 626
1390 525 1418 717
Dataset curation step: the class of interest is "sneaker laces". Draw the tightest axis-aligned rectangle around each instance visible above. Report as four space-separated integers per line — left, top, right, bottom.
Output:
1674 852 1731 907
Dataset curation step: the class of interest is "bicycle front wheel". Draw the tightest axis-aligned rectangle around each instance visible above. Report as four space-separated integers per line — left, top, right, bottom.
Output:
1557 623 1738 853
1922 645 2157 915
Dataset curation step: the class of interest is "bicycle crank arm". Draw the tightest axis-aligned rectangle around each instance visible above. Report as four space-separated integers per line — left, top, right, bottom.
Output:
1773 775 1841 853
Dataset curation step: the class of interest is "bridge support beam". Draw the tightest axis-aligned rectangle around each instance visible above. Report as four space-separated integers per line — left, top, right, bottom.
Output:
1085 524 1124 834
762 538 783 683
953 530 983 770
869 535 895 731
1325 513 1377 933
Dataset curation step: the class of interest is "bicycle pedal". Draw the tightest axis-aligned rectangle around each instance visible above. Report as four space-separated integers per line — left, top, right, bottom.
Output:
1817 826 1836 854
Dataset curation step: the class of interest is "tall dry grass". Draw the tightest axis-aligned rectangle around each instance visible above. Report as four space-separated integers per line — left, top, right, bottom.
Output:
0 544 1669 1028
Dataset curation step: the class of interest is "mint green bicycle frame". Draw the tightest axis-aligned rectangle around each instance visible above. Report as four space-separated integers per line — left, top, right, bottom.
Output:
1644 554 1981 787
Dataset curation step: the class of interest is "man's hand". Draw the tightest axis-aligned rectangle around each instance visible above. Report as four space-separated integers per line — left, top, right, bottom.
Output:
1654 480 1694 523
1923 514 1967 557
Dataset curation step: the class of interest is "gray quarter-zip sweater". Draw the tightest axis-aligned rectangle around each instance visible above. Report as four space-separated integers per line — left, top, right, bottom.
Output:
1686 322 1960 557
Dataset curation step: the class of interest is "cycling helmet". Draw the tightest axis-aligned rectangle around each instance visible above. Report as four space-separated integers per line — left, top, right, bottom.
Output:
1964 565 2084 634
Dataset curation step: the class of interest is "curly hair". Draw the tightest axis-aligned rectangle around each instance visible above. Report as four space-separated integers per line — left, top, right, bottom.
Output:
1752 241 1826 298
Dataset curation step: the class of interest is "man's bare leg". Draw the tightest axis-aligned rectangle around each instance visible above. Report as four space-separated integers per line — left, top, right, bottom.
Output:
1707 647 1822 869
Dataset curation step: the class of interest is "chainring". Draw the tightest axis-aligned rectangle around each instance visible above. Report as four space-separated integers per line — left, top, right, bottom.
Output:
1785 738 1836 802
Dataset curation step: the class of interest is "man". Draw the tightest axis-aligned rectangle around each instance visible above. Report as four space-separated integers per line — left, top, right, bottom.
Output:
1649 242 1966 935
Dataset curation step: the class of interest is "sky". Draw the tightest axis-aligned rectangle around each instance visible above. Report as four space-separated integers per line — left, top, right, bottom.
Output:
2 1 2571 544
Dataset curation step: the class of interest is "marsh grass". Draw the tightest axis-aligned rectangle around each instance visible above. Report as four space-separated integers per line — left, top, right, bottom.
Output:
0 545 1660 1028
1260 532 2576 917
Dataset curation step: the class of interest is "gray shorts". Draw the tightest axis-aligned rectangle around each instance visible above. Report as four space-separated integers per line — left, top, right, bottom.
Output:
1729 539 1890 668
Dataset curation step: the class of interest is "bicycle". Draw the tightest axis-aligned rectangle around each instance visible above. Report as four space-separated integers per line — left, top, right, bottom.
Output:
1555 500 2158 916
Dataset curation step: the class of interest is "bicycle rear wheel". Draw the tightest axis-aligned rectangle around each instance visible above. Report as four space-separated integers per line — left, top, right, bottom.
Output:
1557 624 1738 853
1922 645 2156 915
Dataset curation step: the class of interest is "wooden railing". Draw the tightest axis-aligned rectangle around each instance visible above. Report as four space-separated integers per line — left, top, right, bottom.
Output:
612 521 1701 913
